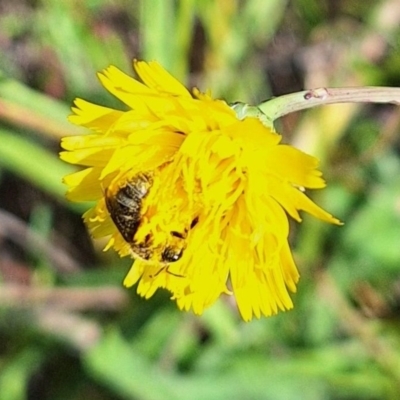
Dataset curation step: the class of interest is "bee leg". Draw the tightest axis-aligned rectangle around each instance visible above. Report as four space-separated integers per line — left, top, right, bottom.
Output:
190 216 199 229
166 265 185 277
150 265 185 278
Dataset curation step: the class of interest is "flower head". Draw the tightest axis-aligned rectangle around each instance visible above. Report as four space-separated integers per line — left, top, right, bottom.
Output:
60 60 341 321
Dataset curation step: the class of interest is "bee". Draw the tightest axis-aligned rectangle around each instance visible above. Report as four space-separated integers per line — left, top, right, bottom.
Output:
159 216 199 263
105 172 154 260
151 217 199 277
105 173 199 266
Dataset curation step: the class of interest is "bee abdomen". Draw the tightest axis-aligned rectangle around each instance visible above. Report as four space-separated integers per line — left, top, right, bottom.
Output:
105 172 153 243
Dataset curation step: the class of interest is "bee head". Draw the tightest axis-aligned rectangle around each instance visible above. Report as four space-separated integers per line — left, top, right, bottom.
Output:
160 246 184 263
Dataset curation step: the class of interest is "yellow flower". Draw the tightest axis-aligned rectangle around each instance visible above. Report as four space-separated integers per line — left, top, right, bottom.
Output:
60 60 341 321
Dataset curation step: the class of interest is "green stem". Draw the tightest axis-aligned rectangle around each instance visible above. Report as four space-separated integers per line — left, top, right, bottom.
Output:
258 87 400 122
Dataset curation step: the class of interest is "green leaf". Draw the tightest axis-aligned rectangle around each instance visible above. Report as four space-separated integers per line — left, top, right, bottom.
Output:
0 349 44 400
84 329 182 400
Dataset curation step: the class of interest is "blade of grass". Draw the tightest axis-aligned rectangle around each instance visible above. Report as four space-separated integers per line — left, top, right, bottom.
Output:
0 349 44 400
0 128 85 212
140 0 193 81
0 74 81 139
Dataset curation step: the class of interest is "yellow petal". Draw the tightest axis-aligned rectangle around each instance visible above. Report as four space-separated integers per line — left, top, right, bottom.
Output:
63 167 103 201
264 145 326 189
68 98 124 130
134 60 191 98
98 66 154 110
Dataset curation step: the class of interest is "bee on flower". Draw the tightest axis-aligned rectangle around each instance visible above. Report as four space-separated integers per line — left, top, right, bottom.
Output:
60 60 341 321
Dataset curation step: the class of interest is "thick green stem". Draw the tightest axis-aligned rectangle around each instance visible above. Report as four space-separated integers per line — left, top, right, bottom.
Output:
258 87 400 123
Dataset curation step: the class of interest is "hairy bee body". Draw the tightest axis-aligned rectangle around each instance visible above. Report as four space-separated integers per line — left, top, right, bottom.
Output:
105 172 198 266
105 173 153 259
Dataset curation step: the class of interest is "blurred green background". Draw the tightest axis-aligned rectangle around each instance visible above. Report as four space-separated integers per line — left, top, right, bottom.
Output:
1 0 400 399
